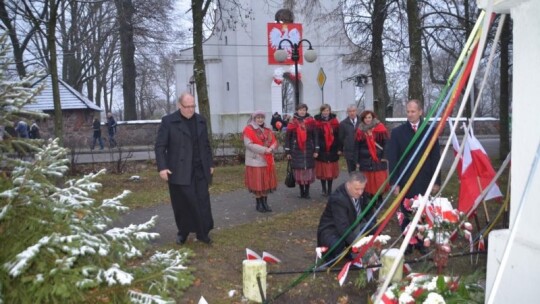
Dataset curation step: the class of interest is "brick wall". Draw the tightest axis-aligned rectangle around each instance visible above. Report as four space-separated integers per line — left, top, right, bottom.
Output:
37 114 501 148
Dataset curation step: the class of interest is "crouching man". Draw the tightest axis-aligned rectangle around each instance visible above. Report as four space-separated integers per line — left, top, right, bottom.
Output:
317 172 376 261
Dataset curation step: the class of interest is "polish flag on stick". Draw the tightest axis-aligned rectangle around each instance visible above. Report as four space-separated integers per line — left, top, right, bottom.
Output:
246 248 261 260
262 251 282 264
337 261 352 286
448 120 502 214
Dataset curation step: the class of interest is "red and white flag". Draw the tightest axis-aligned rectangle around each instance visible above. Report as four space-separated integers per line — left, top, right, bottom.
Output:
337 261 352 286
262 251 282 264
246 248 261 260
449 120 502 213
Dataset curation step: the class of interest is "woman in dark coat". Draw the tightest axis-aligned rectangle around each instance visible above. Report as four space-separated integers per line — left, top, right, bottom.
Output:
356 110 389 203
285 103 318 199
314 104 341 196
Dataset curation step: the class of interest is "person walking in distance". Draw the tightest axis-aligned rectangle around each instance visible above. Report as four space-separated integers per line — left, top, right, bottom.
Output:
155 92 214 245
339 104 361 173
106 112 118 148
285 103 319 199
356 110 389 205
314 104 341 197
243 110 278 212
386 99 441 254
91 117 104 150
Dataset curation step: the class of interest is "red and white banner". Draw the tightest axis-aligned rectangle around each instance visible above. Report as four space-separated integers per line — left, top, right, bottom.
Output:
267 23 303 65
262 251 282 264
449 121 502 213
337 261 351 286
246 248 261 260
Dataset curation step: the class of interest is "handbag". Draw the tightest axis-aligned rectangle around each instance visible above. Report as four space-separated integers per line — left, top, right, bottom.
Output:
284 160 296 188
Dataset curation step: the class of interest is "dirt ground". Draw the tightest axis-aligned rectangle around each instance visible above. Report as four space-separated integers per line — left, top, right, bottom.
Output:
176 196 494 304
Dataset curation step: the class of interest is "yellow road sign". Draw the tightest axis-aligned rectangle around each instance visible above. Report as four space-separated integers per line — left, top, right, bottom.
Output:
317 68 326 89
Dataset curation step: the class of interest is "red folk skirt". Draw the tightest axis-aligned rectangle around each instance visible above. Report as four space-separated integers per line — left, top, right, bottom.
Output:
362 170 389 195
315 161 340 180
293 168 315 185
245 166 277 193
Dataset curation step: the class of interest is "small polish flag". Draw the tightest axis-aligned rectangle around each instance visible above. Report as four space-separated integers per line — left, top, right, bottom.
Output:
403 263 412 275
262 251 282 264
198 296 208 304
337 261 352 286
478 235 486 251
315 246 328 259
246 248 261 260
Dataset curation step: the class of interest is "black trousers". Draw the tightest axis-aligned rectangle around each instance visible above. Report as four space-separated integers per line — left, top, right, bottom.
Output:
346 159 357 173
168 167 214 238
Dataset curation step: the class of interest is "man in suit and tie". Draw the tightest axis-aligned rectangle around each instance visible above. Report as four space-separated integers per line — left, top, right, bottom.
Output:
155 92 214 245
339 104 361 172
386 99 441 253
317 172 375 261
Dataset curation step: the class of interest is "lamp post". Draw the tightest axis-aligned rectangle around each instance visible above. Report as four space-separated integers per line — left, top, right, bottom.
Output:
274 39 317 108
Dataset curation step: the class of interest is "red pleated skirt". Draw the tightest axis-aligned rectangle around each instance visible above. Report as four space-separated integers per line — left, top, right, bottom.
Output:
245 166 277 192
293 168 315 185
315 161 340 179
362 170 389 195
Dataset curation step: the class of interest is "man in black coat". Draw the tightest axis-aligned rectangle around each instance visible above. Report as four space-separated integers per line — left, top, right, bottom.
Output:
317 172 375 261
155 93 214 245
338 104 361 172
386 99 440 252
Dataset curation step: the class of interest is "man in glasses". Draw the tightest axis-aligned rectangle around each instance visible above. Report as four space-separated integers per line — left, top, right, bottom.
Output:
155 92 215 245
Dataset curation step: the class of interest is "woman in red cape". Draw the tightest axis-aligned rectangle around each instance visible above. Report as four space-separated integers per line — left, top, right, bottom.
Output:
285 103 318 199
356 110 389 204
314 104 341 196
243 110 278 212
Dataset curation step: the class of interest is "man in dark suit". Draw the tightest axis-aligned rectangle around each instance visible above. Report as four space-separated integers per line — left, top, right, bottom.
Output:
339 104 361 172
155 92 214 245
386 99 441 252
317 172 375 261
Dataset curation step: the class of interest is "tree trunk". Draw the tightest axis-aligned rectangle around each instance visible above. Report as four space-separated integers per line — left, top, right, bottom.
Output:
48 0 63 143
406 0 423 104
114 0 137 120
370 0 391 121
192 0 213 137
499 18 511 161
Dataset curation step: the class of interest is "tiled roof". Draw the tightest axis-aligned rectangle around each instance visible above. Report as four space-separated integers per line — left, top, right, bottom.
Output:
23 74 102 112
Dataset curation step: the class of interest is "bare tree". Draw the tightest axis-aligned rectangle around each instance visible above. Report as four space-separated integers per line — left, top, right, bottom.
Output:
155 51 177 115
47 0 63 142
114 0 137 120
0 0 47 78
406 0 423 103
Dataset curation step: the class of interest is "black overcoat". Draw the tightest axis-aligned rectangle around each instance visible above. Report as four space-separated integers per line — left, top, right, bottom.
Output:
155 111 214 185
385 118 441 198
339 115 361 161
314 113 341 163
317 183 374 247
284 114 318 170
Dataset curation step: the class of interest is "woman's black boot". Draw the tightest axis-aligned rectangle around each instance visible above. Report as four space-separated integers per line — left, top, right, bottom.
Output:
261 196 272 212
304 184 311 199
256 197 265 213
299 185 305 198
321 180 327 196
327 180 333 196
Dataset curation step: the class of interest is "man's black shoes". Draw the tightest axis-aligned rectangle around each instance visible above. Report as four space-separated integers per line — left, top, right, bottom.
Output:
176 234 187 245
197 235 212 244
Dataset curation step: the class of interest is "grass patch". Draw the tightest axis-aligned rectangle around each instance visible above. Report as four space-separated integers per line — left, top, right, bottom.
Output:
87 161 274 209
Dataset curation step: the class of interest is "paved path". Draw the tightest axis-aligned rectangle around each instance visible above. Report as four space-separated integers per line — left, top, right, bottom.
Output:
116 137 500 245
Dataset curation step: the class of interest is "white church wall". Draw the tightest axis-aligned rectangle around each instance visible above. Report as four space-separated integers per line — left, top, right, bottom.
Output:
175 1 364 133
